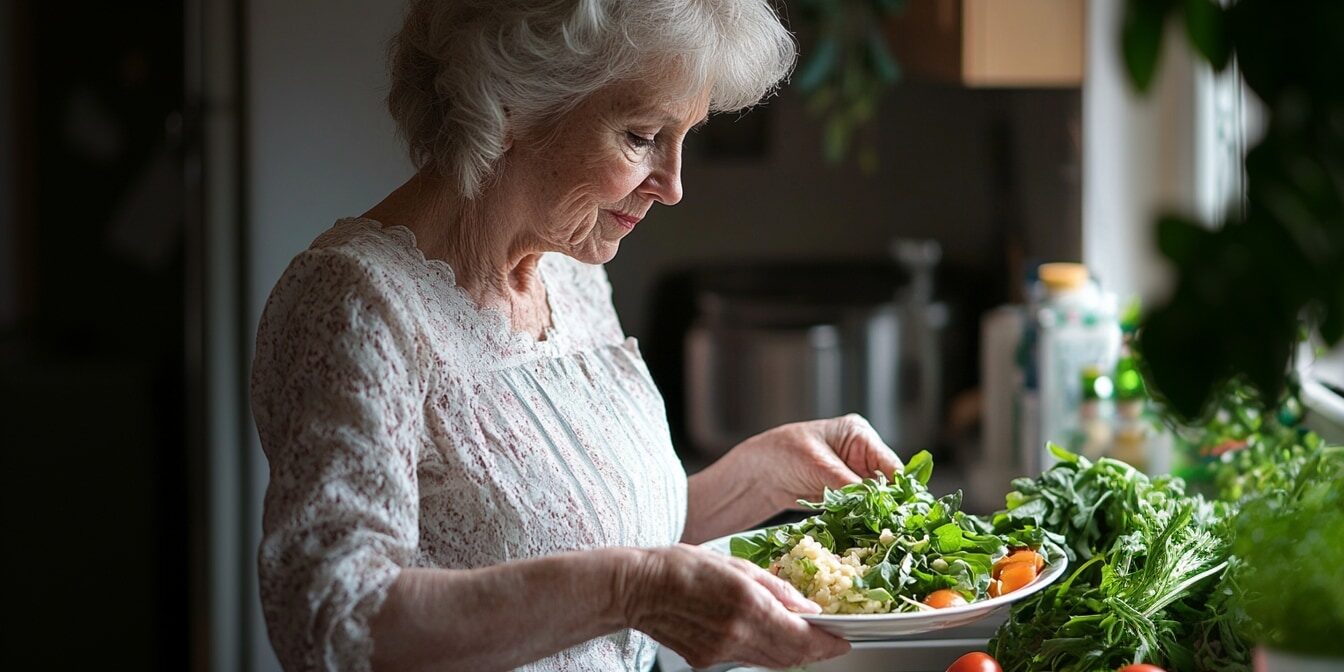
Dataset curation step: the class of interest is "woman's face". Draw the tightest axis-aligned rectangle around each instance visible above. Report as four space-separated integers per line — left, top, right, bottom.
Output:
504 79 711 264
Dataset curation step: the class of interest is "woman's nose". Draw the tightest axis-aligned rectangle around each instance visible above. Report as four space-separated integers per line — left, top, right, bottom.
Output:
641 147 683 206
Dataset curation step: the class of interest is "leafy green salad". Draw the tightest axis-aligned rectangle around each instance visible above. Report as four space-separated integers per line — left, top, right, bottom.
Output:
731 451 1056 615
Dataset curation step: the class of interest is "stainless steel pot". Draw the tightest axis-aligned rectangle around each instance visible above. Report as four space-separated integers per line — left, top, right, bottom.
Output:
683 279 902 457
686 321 844 456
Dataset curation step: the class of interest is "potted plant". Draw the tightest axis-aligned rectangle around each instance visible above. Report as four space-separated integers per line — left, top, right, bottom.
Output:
1229 465 1344 670
1119 0 1344 422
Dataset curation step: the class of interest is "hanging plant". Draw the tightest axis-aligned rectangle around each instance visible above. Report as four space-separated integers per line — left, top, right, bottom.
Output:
792 0 907 170
1123 0 1344 420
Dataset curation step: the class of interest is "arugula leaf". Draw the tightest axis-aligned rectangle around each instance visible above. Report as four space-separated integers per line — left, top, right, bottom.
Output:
729 535 767 565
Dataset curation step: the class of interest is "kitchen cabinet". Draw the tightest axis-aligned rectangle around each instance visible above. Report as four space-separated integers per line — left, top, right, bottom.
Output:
887 0 1085 87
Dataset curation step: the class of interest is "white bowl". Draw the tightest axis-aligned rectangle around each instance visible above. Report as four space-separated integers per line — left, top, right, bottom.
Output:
703 529 1068 640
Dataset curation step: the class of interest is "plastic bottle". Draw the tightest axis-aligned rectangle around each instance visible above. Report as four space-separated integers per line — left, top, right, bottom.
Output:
1033 263 1122 469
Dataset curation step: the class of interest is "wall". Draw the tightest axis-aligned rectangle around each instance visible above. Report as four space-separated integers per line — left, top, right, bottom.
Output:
607 84 1081 341
1082 0 1213 305
243 0 412 668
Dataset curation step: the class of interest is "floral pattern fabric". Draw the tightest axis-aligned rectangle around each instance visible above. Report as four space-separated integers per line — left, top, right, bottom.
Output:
251 218 686 671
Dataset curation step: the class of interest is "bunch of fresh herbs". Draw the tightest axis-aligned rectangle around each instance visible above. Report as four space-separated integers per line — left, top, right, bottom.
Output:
993 504 1232 671
731 450 1050 611
988 446 1241 672
990 445 1190 564
988 438 1344 670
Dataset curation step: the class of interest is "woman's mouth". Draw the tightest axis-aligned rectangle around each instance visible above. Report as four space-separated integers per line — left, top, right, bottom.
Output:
605 210 641 231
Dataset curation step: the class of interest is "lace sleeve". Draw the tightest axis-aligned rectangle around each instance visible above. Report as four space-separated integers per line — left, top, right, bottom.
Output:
251 249 425 672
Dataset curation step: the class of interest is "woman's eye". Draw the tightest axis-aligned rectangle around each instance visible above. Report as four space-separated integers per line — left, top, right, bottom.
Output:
626 132 656 150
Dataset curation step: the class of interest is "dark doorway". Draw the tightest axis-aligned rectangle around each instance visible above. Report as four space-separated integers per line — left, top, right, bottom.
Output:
1 2 190 669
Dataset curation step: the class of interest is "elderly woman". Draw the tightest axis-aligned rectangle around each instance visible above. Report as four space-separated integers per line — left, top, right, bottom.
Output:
251 1 905 670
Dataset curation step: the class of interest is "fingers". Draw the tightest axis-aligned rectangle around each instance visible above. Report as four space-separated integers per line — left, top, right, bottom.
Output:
733 558 820 614
832 413 903 478
866 441 904 478
734 571 851 668
734 561 850 663
749 606 850 668
783 627 850 666
815 449 865 490
665 553 849 669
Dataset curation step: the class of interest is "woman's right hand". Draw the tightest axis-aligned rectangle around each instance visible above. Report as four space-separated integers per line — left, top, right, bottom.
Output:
619 544 851 669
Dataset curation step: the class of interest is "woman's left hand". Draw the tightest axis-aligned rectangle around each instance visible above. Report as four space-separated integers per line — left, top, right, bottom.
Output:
683 413 904 544
734 414 904 512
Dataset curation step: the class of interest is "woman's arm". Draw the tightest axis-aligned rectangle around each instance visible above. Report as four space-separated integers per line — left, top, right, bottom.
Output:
683 451 775 546
369 548 636 671
682 415 904 544
369 544 848 672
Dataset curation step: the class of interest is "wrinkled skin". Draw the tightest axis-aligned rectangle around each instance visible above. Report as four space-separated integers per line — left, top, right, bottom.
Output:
623 544 850 669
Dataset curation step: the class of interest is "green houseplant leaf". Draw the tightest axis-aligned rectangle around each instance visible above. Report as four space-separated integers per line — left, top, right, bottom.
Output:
1122 0 1344 421
1182 0 1230 70
1121 0 1176 93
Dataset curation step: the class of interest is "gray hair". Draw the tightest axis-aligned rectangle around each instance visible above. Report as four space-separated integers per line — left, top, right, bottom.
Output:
387 0 797 198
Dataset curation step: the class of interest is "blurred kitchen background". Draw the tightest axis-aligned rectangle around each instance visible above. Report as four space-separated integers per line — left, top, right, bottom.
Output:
3 0 1341 670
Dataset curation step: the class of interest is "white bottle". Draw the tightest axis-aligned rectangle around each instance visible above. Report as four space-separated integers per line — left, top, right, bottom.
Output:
1034 263 1121 469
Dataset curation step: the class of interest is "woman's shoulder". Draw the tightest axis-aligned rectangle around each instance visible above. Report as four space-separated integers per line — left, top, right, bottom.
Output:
302 217 426 286
259 219 430 337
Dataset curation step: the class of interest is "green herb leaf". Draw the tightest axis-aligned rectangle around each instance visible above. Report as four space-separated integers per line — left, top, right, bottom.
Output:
865 587 895 602
933 523 965 553
905 450 934 485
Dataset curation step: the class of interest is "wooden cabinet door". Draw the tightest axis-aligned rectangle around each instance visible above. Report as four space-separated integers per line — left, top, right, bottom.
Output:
888 0 1085 87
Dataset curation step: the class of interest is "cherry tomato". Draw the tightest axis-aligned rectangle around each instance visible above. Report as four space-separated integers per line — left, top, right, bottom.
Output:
1116 665 1167 672
1015 550 1045 573
946 651 1003 672
993 549 1044 579
987 579 1002 598
923 589 969 609
998 561 1038 594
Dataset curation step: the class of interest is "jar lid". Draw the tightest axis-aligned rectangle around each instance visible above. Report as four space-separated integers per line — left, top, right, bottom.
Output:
1039 262 1089 292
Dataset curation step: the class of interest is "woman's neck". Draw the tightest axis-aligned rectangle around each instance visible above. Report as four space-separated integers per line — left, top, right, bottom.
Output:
363 172 547 308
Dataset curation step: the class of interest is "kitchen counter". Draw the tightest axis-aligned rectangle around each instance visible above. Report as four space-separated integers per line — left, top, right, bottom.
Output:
655 613 1006 672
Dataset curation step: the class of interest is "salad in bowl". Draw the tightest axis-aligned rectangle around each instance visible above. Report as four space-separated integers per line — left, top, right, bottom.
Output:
730 451 1062 616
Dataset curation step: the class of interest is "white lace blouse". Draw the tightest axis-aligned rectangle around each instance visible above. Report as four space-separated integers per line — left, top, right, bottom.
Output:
251 217 687 672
